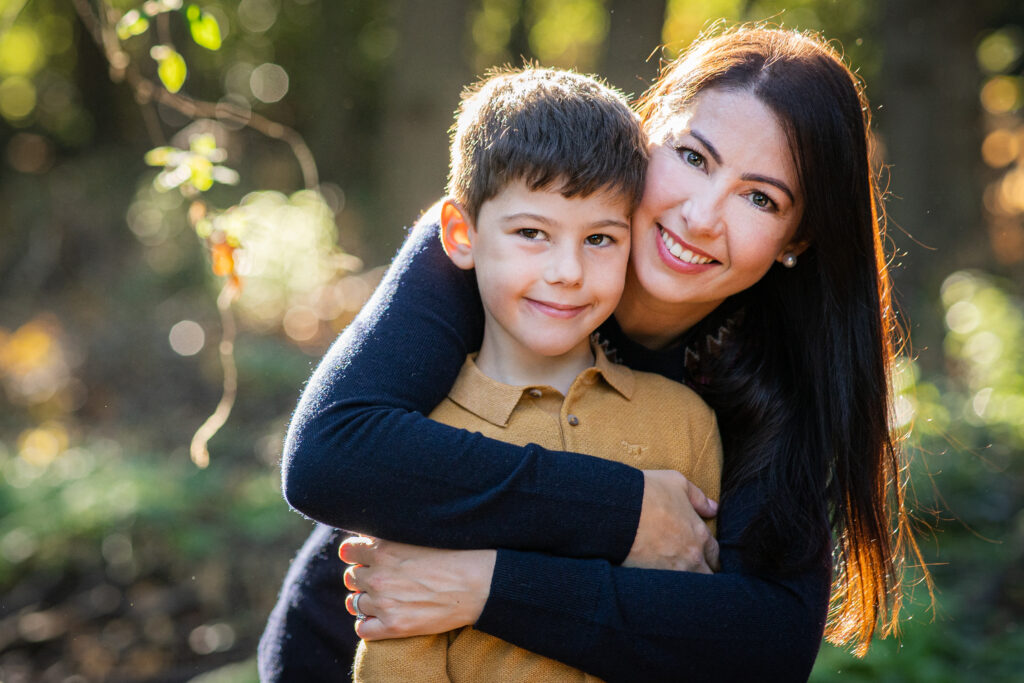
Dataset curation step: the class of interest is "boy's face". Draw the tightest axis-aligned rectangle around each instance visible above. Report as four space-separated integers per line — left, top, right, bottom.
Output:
458 180 631 361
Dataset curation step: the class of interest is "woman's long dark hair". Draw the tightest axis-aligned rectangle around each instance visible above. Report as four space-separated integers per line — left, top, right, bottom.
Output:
636 26 926 655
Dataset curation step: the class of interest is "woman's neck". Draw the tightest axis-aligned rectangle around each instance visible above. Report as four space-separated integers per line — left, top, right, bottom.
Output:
615 270 720 350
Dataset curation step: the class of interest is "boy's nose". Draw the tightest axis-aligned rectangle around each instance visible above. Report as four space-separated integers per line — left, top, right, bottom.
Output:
544 245 584 286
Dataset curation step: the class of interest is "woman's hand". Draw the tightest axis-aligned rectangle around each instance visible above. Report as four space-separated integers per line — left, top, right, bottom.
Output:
340 536 496 641
625 470 720 572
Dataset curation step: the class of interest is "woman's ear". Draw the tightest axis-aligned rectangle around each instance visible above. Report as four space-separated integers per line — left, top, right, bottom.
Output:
441 199 475 270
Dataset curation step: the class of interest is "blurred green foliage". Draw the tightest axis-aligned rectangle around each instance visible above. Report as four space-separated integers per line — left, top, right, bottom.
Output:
1 0 1022 680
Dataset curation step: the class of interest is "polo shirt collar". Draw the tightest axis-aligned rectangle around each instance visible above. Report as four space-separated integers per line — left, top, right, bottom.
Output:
447 342 635 428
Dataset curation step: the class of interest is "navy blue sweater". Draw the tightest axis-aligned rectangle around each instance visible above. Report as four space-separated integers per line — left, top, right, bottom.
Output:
262 204 829 682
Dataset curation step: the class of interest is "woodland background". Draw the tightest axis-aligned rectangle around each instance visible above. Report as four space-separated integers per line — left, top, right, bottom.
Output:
1 0 1024 680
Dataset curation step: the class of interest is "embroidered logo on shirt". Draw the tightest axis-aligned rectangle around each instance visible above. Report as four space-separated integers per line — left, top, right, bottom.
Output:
621 441 646 458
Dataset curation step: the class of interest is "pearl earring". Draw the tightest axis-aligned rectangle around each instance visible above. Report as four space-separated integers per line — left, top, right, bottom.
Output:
781 252 798 268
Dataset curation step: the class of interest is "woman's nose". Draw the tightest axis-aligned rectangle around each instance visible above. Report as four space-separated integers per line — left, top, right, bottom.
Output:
681 193 725 236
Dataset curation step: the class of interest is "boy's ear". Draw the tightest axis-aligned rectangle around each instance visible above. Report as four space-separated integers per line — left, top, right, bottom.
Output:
441 199 475 270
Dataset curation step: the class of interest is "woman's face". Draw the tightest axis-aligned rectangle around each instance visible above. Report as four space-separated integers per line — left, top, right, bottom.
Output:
626 88 805 322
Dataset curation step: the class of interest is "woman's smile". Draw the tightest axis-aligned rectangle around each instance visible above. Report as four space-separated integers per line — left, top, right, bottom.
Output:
656 225 718 270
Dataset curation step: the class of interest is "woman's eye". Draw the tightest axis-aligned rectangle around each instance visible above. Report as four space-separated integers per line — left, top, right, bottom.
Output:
748 191 776 211
518 228 542 239
585 234 613 246
678 147 706 169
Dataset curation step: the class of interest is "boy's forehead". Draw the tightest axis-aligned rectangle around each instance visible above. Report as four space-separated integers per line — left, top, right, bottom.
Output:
478 179 632 227
486 178 632 215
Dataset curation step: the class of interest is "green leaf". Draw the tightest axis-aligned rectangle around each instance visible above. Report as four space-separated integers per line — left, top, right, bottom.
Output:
188 6 223 51
115 10 150 41
153 47 187 93
144 146 175 166
190 133 218 157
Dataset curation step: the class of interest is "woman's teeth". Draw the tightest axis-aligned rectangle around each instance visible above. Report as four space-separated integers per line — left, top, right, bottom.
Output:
660 228 714 265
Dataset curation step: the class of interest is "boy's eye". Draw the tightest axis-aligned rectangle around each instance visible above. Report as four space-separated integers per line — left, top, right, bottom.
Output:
585 234 614 246
518 228 543 239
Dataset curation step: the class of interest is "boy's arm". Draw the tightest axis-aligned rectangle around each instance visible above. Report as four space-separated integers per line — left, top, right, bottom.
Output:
282 202 643 559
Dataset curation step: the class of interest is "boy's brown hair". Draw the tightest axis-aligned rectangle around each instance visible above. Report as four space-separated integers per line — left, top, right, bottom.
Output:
448 67 647 222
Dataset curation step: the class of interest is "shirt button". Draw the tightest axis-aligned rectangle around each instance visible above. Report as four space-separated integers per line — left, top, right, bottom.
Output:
528 389 542 398
567 414 580 426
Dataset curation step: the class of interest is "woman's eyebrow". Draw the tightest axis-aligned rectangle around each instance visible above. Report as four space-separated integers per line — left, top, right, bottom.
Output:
690 130 722 164
742 174 795 203
691 128 796 203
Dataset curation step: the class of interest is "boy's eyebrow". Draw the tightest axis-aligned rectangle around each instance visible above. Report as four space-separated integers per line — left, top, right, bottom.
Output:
691 129 796 204
501 212 630 230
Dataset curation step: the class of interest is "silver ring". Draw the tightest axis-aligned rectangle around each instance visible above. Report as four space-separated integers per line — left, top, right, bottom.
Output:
353 592 367 621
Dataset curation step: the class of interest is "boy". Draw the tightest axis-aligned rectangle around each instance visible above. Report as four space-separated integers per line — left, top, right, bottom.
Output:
352 67 722 682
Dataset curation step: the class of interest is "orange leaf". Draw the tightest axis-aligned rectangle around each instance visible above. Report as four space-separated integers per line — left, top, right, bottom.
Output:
211 243 235 276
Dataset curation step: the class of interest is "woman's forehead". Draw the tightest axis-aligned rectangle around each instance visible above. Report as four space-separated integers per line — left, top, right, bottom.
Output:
657 91 796 167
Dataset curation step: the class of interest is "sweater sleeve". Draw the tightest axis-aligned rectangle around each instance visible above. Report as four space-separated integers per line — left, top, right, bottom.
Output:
281 203 644 560
474 480 831 682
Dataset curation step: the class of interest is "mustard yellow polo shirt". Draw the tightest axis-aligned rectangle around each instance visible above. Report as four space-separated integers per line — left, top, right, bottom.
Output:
354 347 722 683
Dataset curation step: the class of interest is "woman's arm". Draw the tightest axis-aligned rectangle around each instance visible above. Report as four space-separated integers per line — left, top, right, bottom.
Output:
282 202 647 560
342 481 830 682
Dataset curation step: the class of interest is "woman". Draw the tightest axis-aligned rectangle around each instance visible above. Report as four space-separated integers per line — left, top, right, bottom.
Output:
260 26 921 682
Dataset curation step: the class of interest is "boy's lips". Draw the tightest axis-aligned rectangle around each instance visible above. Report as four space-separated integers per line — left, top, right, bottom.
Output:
656 225 718 273
525 298 588 318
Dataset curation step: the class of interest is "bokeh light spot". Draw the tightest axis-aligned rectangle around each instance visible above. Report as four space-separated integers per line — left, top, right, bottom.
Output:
238 0 279 33
18 422 68 468
980 75 1021 115
250 63 289 103
977 28 1023 74
0 26 45 77
945 300 981 334
169 320 205 356
282 306 319 342
188 623 236 654
6 132 53 173
972 387 993 417
964 331 1002 366
1 528 39 564
981 128 1019 168
0 76 38 120
999 168 1024 213
891 394 915 429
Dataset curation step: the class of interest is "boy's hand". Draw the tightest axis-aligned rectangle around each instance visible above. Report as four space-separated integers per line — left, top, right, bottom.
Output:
624 470 720 573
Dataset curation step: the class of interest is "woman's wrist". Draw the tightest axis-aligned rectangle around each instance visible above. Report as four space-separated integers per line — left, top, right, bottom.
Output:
461 549 497 625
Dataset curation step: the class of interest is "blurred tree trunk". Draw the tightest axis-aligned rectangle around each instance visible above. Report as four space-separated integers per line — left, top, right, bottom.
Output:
601 0 666 97
374 0 473 259
876 0 983 361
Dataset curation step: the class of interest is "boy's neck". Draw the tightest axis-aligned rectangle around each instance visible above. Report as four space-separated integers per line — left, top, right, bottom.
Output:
475 328 595 396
